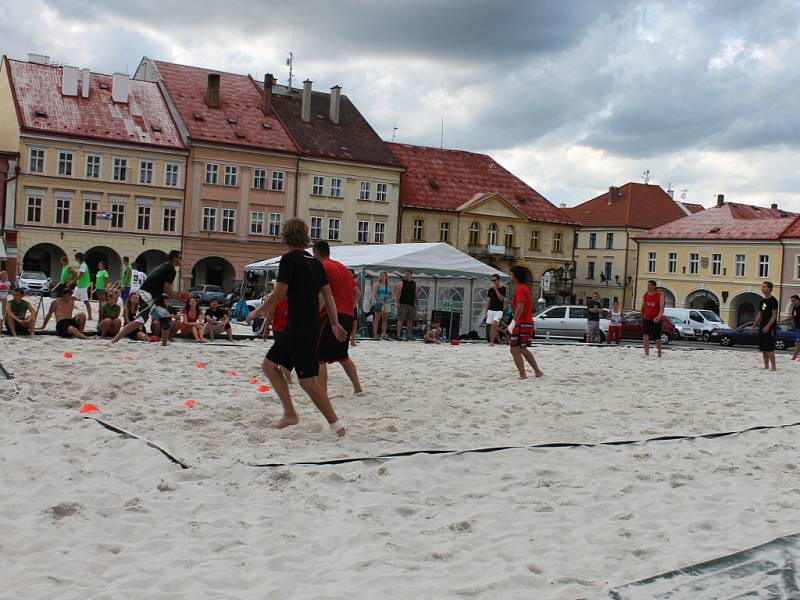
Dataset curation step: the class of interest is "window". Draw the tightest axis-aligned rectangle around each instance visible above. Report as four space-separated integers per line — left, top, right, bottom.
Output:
711 253 722 276
57 151 73 176
440 221 450 243
205 163 219 185
330 177 342 197
603 262 612 280
376 183 388 202
545 307 567 319
530 230 540 250
26 195 42 223
250 211 264 234
505 225 515 248
202 207 217 231
224 165 238 187
310 216 323 240
113 157 128 181
85 154 101 179
312 175 325 195
606 232 614 249
647 252 656 273
667 252 677 274
412 219 423 241
268 212 282 236
111 203 125 228
83 200 98 226
28 148 45 173
271 170 285 191
165 163 180 187
139 160 154 184
222 208 236 232
469 222 480 245
487 223 498 245
553 232 563 252
328 218 341 240
374 222 385 244
689 253 699 275
55 197 71 225
758 254 770 278
359 181 371 200
162 207 177 232
735 254 746 277
136 205 151 231
796 256 800 280
587 261 596 279
252 169 267 190
357 221 370 243
589 232 596 249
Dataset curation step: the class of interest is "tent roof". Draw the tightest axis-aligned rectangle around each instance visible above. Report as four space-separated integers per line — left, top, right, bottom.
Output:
245 243 506 279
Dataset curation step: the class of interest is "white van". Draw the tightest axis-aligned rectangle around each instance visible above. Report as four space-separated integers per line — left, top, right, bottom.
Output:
663 308 725 341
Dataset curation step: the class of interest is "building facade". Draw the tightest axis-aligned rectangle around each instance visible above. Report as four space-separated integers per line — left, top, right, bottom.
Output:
634 195 799 326
0 56 187 284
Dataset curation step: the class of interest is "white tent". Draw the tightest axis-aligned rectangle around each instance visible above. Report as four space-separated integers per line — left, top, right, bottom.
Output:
245 243 508 338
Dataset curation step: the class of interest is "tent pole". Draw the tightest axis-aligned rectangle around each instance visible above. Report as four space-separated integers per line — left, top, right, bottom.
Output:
469 278 474 334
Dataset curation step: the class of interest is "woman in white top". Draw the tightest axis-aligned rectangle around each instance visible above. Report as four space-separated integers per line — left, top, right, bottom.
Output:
607 300 623 345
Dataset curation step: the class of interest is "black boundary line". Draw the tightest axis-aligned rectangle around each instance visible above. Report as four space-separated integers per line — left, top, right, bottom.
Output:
85 416 190 469
246 420 800 468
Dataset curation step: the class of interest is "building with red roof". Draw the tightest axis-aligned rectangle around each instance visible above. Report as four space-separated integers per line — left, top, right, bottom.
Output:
0 54 187 282
563 182 705 309
388 142 579 302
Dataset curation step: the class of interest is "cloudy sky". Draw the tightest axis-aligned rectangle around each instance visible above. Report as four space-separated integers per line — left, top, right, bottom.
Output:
3 0 799 210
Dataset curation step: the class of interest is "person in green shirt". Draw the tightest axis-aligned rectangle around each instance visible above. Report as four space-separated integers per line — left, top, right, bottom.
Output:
73 252 92 321
4 288 37 336
95 261 109 304
121 256 132 301
59 255 77 289
98 289 122 338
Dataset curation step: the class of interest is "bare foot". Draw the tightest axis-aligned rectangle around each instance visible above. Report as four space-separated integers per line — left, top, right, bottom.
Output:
518 374 528 380
534 370 544 378
274 415 300 429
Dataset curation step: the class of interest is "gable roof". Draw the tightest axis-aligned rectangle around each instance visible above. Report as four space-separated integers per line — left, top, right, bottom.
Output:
149 60 297 153
4 57 183 150
456 192 530 220
563 182 701 229
387 142 576 224
637 201 799 241
260 84 403 168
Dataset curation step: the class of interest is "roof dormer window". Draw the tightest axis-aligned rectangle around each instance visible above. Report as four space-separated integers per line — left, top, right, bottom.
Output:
193 113 205 121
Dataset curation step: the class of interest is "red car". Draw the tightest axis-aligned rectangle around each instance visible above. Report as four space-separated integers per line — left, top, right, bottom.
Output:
602 310 677 344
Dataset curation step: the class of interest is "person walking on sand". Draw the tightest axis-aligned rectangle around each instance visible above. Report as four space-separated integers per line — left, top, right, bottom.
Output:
3 287 37 336
57 255 77 293
484 275 506 346
607 300 623 345
371 271 392 339
261 293 292 384
94 261 109 305
395 269 418 341
120 256 133 301
246 218 347 436
586 292 603 343
42 287 90 339
508 266 543 379
751 281 779 371
97 290 122 338
72 252 93 321
313 241 363 395
642 280 664 358
781 294 800 362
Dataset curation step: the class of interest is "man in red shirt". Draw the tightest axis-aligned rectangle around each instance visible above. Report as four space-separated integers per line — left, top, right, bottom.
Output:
508 266 543 379
313 241 363 395
642 279 665 358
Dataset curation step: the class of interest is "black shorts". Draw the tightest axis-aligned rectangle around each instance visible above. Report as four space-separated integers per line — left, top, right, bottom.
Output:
758 328 776 352
4 321 30 335
56 318 78 338
318 313 354 364
266 331 320 379
643 319 662 339
127 326 146 341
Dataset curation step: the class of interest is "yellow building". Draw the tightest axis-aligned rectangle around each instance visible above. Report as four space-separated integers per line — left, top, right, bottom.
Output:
388 143 578 303
0 55 186 284
634 195 799 326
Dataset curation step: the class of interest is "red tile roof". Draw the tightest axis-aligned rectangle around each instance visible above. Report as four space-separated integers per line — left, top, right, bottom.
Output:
387 143 576 224
780 215 800 238
150 60 297 153
563 183 700 229
637 201 799 241
4 57 184 150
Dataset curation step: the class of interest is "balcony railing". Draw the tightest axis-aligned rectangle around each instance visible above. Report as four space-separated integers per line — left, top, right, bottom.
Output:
467 244 520 259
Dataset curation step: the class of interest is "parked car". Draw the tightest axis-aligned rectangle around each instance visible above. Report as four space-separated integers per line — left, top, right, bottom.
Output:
189 285 226 305
603 311 677 345
710 322 794 350
16 270 51 294
663 308 725 341
666 315 696 340
534 305 605 340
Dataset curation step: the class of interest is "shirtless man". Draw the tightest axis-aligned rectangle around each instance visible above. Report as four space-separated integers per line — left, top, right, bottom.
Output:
42 287 90 339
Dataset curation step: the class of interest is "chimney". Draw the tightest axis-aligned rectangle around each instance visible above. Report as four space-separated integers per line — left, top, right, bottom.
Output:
329 85 341 124
771 202 778 210
111 73 130 103
301 79 312 123
62 66 79 96
80 68 90 98
28 53 49 65
262 73 274 115
608 186 618 205
667 187 674 199
716 194 725 207
559 202 567 208
206 73 220 108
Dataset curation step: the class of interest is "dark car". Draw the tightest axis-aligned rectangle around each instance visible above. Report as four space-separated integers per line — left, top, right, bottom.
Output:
189 285 226 305
608 311 677 345
710 322 794 351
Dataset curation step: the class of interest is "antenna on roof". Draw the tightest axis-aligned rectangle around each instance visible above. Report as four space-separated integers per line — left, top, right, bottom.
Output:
440 113 444 149
642 169 651 184
286 23 295 92
391 127 398 142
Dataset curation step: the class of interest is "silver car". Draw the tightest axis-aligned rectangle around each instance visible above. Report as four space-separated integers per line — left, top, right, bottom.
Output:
534 304 603 340
16 270 51 294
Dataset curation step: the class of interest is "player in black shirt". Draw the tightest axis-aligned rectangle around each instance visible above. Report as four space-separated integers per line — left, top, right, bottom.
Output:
247 218 347 436
751 280 779 371
780 293 800 362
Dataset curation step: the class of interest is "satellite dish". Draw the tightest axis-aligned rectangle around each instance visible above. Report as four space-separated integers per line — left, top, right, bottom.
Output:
680 190 687 200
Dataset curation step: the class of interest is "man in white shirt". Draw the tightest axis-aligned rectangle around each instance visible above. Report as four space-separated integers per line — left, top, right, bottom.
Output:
130 262 146 294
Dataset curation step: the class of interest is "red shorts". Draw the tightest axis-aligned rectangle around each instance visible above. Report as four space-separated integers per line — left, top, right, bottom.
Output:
510 322 533 348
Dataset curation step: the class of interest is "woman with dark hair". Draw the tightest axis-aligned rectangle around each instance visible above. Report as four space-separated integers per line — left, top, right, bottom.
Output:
122 292 150 342
508 267 543 379
179 296 204 343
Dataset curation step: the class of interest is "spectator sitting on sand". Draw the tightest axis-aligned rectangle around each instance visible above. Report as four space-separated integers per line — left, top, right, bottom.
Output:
204 298 234 342
179 297 205 343
121 292 150 342
424 319 443 344
4 287 37 336
97 290 122 338
42 286 91 339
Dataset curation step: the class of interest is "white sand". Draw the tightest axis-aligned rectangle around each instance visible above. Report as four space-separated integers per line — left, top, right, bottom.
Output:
1 337 799 599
